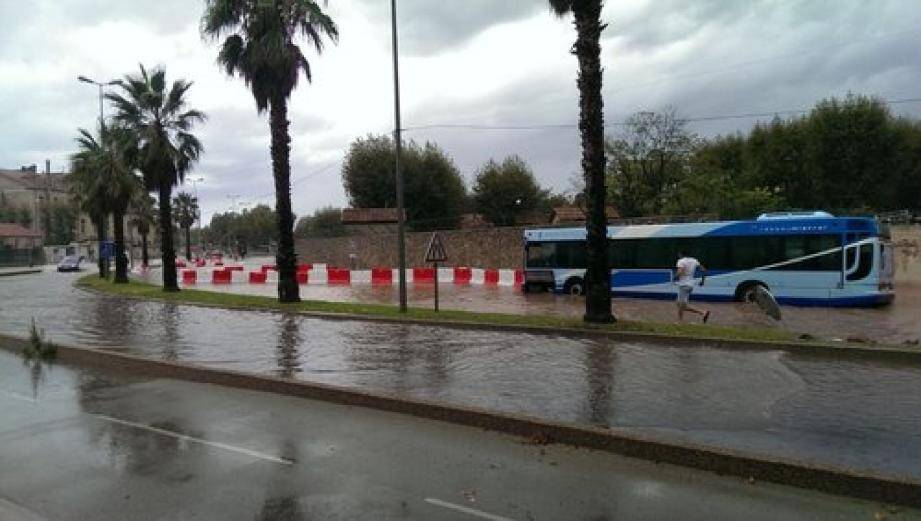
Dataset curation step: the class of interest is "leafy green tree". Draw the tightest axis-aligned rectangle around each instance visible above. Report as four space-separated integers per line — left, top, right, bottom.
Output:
605 109 697 217
107 65 205 291
172 191 200 261
129 193 157 267
473 156 547 226
295 206 346 238
549 0 612 323
202 0 338 303
47 203 77 245
204 204 279 251
342 135 467 230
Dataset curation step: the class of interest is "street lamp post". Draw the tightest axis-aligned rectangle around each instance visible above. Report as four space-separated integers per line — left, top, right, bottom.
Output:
189 176 204 256
391 0 408 313
77 75 120 276
77 76 120 130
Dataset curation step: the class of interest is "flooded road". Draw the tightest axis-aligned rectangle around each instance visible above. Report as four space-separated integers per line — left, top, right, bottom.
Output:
163 254 921 345
2 269 921 480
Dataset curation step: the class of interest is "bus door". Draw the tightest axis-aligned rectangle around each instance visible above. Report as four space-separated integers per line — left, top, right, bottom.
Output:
844 237 875 285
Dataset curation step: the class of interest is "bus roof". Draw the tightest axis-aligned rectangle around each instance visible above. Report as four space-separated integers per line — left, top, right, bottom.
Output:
524 214 880 242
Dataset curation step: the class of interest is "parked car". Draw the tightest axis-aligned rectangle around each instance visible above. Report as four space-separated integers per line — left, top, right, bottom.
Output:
57 255 83 272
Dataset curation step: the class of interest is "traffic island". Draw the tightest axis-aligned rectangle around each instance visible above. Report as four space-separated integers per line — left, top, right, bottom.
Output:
0 332 919 508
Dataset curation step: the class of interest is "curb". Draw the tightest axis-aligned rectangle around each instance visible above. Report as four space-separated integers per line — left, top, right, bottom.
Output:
1 335 919 507
77 282 921 362
0 268 42 277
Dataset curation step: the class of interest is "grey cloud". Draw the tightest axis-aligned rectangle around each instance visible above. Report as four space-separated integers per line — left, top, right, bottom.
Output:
354 0 544 56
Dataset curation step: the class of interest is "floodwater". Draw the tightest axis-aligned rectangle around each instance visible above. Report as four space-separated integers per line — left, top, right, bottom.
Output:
161 253 921 345
3 269 921 481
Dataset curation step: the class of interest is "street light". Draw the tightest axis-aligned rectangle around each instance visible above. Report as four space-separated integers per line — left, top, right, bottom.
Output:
188 176 205 254
77 76 121 129
391 0 407 313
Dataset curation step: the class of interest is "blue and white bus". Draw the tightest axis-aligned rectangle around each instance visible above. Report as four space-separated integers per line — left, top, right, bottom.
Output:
523 212 894 307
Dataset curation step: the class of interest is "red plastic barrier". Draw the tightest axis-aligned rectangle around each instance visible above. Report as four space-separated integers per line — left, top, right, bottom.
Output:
181 270 197 284
371 267 393 285
453 266 472 284
296 271 308 284
175 259 186 268
484 269 500 285
296 263 312 272
212 269 232 284
248 271 267 284
194 259 206 267
260 264 277 273
328 268 351 284
413 267 435 283
514 269 524 286
225 265 245 272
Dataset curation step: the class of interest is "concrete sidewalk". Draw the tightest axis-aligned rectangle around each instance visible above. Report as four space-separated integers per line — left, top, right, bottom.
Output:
0 351 914 521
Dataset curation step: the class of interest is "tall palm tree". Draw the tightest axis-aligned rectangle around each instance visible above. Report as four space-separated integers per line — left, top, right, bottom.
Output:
107 65 205 292
202 0 338 303
550 0 613 323
70 124 139 283
172 191 200 261
129 193 157 268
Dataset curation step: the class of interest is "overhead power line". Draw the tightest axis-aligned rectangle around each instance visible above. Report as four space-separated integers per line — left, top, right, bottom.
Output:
401 96 921 133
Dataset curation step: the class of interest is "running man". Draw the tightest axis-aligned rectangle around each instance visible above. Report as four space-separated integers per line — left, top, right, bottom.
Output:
675 250 711 323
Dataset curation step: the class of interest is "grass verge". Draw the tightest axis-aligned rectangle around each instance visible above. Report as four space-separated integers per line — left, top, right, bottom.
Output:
76 274 796 344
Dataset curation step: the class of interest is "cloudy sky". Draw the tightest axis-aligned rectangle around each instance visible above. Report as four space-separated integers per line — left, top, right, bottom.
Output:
2 0 920 222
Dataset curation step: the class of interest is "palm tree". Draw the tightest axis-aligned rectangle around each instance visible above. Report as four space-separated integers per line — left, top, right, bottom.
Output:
202 0 338 303
549 0 613 323
70 132 110 279
107 65 205 292
172 191 200 261
70 124 139 283
129 193 157 268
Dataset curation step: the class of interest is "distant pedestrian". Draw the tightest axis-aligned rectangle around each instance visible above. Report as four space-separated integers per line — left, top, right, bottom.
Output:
675 250 711 323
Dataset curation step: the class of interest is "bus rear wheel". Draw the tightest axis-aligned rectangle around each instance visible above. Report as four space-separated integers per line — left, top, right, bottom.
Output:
564 277 585 296
735 281 768 303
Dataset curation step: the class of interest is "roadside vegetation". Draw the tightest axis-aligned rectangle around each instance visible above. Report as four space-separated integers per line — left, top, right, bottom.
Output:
23 318 57 360
77 275 796 344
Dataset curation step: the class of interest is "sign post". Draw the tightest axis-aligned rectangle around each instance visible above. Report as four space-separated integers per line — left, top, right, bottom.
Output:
424 232 448 312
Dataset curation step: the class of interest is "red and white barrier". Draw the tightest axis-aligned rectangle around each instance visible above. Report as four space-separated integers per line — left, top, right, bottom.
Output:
178 264 523 288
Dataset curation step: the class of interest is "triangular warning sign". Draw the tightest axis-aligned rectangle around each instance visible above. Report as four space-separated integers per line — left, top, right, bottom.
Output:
424 232 448 263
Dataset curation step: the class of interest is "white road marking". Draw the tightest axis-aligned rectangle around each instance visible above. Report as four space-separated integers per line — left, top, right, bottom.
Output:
0 389 37 403
93 414 294 466
424 498 515 521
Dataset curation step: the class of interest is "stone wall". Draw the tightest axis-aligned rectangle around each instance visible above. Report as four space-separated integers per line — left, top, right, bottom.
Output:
296 224 921 278
296 226 526 269
892 225 921 284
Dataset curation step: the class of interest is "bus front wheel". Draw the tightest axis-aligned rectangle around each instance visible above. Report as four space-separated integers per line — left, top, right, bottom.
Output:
564 277 585 296
735 281 768 302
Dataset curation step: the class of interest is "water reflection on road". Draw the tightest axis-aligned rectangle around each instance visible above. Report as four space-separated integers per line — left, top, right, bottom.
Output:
3 270 921 479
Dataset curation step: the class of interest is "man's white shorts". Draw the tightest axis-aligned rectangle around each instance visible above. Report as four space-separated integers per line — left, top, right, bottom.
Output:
677 285 693 305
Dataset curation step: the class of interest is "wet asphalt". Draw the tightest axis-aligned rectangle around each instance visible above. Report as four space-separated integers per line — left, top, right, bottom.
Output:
2 270 921 481
1 350 917 521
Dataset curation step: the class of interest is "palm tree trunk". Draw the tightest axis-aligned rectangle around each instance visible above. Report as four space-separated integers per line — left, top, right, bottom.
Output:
96 216 108 279
159 182 179 292
269 95 300 303
113 210 128 284
185 226 192 261
574 4 613 323
141 232 149 267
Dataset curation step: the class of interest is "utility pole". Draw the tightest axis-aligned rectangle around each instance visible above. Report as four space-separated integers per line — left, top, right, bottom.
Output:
391 0 408 312
77 75 120 277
